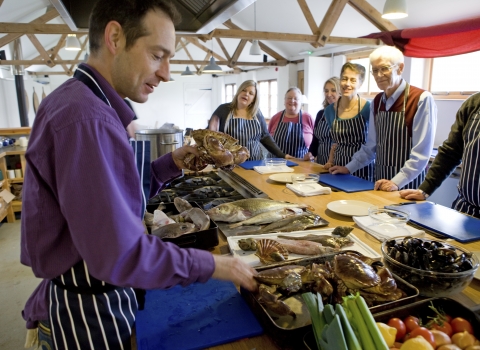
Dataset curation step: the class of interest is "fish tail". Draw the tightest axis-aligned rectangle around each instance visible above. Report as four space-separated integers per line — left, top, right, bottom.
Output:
229 222 243 228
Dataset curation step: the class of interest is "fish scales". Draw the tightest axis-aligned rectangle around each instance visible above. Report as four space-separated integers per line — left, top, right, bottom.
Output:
275 238 338 255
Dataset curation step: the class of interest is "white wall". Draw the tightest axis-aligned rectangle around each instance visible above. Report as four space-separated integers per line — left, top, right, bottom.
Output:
304 56 331 115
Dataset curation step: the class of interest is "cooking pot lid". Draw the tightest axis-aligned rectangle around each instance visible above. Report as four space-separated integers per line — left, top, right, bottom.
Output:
136 128 184 135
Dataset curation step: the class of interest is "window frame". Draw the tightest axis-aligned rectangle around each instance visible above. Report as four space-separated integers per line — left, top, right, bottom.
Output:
225 83 236 103
257 79 278 119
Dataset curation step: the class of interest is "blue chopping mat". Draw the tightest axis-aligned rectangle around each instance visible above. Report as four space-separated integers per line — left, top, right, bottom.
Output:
239 158 298 170
136 279 263 350
319 173 374 192
385 201 480 243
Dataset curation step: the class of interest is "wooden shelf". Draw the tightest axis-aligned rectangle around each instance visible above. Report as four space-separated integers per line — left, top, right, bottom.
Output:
12 200 21 212
8 178 24 183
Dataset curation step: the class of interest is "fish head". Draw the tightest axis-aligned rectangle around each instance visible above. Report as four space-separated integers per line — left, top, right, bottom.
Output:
206 204 250 222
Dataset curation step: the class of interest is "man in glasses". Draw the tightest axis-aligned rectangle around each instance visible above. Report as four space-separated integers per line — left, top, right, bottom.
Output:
329 45 437 191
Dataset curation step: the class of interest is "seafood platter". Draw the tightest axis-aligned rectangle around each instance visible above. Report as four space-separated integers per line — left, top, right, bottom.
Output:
240 252 419 349
227 228 380 267
145 198 219 250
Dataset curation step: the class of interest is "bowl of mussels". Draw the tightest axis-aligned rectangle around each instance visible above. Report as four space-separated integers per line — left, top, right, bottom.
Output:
381 237 479 297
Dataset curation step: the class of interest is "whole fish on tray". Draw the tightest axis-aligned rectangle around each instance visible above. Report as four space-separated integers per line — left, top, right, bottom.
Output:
275 238 339 256
151 222 196 239
237 214 326 236
206 198 309 223
276 234 354 249
229 207 304 228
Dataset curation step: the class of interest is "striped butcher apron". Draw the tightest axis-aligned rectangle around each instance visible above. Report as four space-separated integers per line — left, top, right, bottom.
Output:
452 109 480 218
272 110 309 158
375 84 426 189
41 65 139 350
313 110 331 165
225 112 263 160
331 97 373 182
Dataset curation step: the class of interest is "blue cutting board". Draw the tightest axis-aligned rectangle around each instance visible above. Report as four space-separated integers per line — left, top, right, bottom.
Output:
319 173 374 192
239 158 298 170
136 279 263 350
385 201 480 243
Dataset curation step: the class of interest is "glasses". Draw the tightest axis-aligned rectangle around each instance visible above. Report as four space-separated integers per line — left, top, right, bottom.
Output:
370 65 397 76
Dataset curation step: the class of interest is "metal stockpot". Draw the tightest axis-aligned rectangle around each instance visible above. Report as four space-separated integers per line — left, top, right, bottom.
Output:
135 128 183 159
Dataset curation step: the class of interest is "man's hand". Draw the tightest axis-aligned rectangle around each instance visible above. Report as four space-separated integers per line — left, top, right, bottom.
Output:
303 152 314 161
329 165 349 174
171 145 201 170
399 189 427 200
374 179 399 192
323 162 333 170
212 255 257 291
285 154 295 159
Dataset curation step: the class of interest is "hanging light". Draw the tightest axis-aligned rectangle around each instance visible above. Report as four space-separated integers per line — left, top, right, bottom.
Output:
382 0 408 19
203 40 222 73
181 66 195 76
249 2 261 55
65 34 81 51
164 77 175 82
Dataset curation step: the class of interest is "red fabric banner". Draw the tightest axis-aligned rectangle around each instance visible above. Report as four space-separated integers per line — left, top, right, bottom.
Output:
363 16 480 58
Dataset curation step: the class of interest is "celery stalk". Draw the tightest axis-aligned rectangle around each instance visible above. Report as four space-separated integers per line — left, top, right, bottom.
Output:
302 292 326 349
356 296 389 350
345 297 375 349
335 303 362 350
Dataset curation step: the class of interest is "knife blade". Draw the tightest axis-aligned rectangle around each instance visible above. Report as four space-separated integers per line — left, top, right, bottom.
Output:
388 202 417 206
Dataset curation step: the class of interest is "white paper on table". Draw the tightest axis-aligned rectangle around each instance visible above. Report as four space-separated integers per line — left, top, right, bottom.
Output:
286 183 331 196
353 214 425 241
253 165 294 174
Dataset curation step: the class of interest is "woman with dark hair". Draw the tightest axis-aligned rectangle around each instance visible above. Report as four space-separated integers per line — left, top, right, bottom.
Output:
304 77 340 164
268 87 314 158
208 80 291 160
324 63 373 181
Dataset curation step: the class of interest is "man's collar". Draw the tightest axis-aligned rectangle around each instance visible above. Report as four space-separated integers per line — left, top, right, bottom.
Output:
382 79 406 102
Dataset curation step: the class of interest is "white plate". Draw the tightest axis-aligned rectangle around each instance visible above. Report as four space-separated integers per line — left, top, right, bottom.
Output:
327 200 374 217
268 173 294 183
227 228 380 267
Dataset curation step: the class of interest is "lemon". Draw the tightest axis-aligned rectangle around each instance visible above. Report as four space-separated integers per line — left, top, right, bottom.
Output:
376 322 397 347
400 336 435 350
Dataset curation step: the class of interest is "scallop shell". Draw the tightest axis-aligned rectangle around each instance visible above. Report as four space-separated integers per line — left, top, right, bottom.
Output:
255 239 289 265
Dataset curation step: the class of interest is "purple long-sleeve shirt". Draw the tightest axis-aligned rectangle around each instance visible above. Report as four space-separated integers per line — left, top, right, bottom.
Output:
20 64 215 328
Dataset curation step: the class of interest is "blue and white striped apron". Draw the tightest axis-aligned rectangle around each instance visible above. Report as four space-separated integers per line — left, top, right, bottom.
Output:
331 97 374 182
452 109 480 217
313 110 331 165
42 65 140 349
272 110 309 158
375 84 425 189
225 112 263 160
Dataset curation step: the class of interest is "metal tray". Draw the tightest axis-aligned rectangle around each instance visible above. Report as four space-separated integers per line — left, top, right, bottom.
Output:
146 202 219 250
373 297 480 338
241 254 419 350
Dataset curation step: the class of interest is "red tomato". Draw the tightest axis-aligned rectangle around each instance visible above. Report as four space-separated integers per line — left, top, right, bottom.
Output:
443 314 453 323
451 317 474 334
410 327 436 348
388 318 407 341
429 321 453 337
404 316 421 333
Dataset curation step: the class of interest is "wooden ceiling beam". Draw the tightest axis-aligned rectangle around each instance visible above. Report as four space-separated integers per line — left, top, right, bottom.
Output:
315 0 349 47
54 53 72 75
198 52 212 74
0 8 59 48
215 38 231 61
222 19 285 61
229 39 247 67
0 23 82 35
50 34 67 61
1 59 82 65
179 38 200 72
348 0 397 32
212 28 381 46
183 37 226 62
297 0 318 35
68 36 89 73
26 34 55 67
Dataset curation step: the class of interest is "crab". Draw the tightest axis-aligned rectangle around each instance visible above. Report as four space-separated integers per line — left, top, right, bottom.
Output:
183 130 250 171
318 253 405 305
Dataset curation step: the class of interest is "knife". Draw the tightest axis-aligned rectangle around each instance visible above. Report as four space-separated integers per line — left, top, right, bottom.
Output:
388 202 417 206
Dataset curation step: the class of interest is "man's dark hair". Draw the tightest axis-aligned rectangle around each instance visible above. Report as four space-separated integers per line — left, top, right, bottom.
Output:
89 0 181 54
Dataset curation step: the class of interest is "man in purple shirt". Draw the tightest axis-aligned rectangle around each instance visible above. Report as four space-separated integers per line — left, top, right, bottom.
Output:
21 1 256 348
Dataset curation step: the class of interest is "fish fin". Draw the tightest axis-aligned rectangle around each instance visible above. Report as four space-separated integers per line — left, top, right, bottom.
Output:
229 222 242 229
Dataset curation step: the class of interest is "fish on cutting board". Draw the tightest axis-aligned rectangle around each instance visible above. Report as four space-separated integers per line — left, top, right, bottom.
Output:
276 234 354 249
275 238 339 256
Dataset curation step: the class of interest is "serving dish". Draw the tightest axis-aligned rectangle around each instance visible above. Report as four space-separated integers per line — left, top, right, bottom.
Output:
381 237 479 297
327 200 373 216
268 173 295 183
146 202 219 250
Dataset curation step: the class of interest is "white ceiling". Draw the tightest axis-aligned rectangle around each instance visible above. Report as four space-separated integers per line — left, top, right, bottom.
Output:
1 0 480 74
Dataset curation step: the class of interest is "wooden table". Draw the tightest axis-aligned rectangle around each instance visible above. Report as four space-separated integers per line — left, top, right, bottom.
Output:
205 160 480 350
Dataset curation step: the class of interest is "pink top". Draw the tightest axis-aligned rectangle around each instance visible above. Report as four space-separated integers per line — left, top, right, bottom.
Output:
268 110 314 148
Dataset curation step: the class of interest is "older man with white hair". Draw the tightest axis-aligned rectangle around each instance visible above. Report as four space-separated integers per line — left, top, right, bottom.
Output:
329 45 437 191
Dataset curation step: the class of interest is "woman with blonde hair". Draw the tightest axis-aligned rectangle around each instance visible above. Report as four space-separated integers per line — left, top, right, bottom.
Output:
208 80 290 160
304 77 340 164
